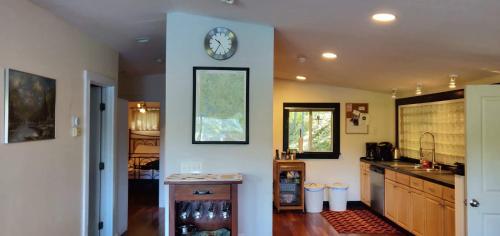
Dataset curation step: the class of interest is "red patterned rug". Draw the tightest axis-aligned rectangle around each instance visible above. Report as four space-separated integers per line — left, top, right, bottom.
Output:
321 210 401 234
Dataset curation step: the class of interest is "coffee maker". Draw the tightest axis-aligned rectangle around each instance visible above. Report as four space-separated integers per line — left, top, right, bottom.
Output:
375 142 394 161
365 142 378 160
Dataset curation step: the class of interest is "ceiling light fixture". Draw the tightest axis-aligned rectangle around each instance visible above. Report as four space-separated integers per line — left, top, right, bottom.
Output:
221 0 235 5
416 84 423 95
137 102 147 113
297 56 307 63
296 75 307 81
136 37 150 44
322 52 338 59
448 74 458 89
391 89 397 99
372 13 396 23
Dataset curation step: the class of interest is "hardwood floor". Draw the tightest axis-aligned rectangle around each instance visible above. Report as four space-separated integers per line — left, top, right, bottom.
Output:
274 211 340 236
124 180 164 236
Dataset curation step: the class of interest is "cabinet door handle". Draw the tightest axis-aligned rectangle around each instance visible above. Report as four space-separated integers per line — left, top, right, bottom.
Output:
193 190 213 195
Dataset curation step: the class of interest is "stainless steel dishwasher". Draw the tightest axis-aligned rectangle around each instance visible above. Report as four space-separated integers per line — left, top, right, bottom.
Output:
370 165 385 215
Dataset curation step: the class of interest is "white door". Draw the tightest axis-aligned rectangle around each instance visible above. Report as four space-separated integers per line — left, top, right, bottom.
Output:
466 85 500 235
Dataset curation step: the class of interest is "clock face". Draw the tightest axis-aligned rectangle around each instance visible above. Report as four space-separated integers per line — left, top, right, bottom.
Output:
204 27 237 60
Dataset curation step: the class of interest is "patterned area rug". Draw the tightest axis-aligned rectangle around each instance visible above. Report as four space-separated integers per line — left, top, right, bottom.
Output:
321 210 401 234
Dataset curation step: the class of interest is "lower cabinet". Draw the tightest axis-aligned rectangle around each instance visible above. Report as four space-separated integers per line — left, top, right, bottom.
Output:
384 179 396 221
360 163 371 206
384 173 455 236
424 194 445 236
395 183 411 230
410 189 426 236
444 201 455 236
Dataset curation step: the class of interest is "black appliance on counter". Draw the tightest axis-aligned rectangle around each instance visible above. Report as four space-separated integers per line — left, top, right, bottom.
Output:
365 142 378 160
375 142 393 161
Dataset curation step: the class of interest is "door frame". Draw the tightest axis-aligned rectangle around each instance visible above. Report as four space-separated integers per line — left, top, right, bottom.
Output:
82 70 117 236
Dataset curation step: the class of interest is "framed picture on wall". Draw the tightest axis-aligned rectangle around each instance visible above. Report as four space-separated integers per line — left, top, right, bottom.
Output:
4 69 56 143
345 103 369 134
192 67 249 144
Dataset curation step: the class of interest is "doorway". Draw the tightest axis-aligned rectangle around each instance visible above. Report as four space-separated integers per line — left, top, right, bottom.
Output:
83 71 117 236
88 85 105 236
126 101 163 235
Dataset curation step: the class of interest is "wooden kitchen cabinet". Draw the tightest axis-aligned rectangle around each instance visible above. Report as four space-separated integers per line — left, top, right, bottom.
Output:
384 179 397 221
410 189 426 236
395 183 411 231
381 170 456 236
273 160 305 212
424 194 445 236
444 200 455 236
360 163 371 206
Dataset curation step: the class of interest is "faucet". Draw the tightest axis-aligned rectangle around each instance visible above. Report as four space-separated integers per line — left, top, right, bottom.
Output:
419 132 436 168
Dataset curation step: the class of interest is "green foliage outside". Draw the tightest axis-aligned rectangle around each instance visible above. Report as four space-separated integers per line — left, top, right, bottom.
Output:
288 111 333 152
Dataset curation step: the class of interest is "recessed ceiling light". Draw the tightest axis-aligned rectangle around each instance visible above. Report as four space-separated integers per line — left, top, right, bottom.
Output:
322 52 338 59
136 37 150 44
296 75 307 81
372 13 396 23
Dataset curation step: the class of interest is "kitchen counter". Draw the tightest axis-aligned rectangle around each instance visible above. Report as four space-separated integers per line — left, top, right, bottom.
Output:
164 173 243 185
360 158 454 188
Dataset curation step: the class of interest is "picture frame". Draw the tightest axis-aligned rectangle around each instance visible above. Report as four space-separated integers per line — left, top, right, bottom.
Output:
192 67 249 144
345 103 369 134
4 69 56 143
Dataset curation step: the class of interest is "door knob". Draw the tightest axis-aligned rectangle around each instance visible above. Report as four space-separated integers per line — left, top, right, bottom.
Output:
469 199 480 207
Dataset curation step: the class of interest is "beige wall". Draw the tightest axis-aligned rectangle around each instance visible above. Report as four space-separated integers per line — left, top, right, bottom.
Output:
0 0 118 235
273 79 395 201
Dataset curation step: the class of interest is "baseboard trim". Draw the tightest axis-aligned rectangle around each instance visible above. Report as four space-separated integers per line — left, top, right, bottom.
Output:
322 201 364 209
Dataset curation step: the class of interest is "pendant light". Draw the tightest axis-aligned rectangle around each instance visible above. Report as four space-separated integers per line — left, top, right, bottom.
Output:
391 89 397 99
449 74 458 89
416 84 423 95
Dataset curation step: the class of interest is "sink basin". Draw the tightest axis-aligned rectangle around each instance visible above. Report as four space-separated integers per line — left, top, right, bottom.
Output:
389 163 420 169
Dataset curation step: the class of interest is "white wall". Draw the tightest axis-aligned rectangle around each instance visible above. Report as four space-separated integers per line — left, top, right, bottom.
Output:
0 0 118 235
116 98 129 235
165 13 274 236
273 79 395 201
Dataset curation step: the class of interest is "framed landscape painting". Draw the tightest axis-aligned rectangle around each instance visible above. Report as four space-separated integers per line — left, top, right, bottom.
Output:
192 67 249 144
4 69 56 143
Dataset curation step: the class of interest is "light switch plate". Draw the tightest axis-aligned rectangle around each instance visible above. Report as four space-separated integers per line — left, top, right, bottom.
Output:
180 161 202 173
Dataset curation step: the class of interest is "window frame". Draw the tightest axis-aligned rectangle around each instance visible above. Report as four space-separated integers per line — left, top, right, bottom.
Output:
283 103 341 159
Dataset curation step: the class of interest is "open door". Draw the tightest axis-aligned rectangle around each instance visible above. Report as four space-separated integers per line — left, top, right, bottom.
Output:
466 85 500 235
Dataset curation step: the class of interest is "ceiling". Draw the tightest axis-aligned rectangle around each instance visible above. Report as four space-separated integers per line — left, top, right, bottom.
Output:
31 0 500 93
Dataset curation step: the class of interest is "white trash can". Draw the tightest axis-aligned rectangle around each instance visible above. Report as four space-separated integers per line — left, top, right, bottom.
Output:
328 183 349 211
304 183 325 213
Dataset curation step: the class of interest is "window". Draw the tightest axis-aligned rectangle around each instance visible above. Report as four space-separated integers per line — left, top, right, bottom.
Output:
283 103 340 159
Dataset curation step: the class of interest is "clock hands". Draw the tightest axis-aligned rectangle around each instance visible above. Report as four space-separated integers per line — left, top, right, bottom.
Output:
213 38 227 54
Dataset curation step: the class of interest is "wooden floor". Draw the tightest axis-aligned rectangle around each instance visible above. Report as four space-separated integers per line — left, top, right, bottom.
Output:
124 180 164 236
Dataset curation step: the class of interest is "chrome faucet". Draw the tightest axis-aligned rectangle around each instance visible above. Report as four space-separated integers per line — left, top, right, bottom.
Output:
419 132 436 168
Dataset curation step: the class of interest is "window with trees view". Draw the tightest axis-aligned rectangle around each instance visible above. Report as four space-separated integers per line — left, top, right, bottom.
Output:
283 103 340 159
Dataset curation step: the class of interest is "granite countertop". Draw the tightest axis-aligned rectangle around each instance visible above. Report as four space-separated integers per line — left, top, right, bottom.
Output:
164 173 243 185
361 158 455 188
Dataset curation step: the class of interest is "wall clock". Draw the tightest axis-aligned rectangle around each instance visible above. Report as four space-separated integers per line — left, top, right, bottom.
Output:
204 27 238 60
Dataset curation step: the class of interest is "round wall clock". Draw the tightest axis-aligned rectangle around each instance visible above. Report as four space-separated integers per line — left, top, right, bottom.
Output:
204 27 238 60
